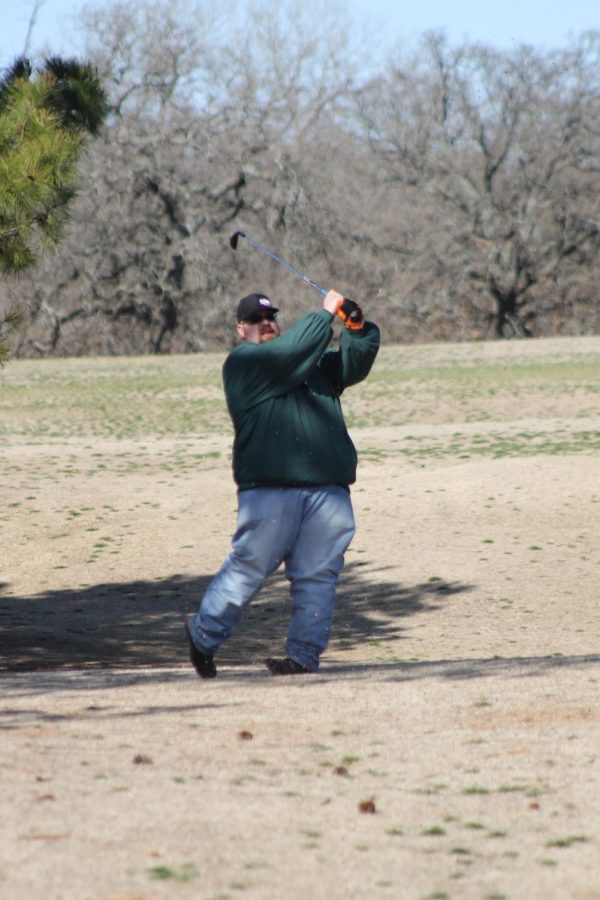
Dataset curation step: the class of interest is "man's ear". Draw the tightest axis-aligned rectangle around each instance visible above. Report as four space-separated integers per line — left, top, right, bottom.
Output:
236 322 245 340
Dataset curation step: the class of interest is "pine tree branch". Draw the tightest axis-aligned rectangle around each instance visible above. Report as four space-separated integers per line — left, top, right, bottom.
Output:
0 54 107 276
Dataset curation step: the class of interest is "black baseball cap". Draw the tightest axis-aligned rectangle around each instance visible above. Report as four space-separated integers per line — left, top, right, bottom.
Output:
236 293 279 322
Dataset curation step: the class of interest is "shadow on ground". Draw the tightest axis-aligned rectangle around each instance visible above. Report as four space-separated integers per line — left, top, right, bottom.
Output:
0 561 469 672
2 656 599 725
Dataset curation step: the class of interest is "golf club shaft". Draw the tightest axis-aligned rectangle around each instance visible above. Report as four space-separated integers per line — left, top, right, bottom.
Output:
232 231 327 297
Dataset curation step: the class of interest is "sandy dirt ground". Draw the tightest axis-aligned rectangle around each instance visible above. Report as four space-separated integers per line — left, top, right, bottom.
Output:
1 336 600 900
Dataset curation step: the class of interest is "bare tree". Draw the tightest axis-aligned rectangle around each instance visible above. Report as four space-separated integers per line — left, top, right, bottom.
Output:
6 1 600 355
354 31 600 338
22 0 45 57
11 0 364 356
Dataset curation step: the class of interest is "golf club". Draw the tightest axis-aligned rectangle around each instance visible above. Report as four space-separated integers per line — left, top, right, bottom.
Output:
230 230 327 297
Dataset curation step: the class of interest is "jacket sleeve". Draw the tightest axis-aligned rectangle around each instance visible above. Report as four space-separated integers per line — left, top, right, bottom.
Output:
224 310 334 408
318 320 380 394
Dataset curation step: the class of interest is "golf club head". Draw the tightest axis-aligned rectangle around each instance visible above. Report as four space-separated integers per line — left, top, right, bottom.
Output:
229 230 246 250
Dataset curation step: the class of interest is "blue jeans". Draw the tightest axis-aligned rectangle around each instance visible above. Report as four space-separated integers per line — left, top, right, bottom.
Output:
187 485 356 671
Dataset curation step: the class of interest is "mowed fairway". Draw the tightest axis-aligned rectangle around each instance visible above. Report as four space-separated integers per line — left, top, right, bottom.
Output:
1 335 599 900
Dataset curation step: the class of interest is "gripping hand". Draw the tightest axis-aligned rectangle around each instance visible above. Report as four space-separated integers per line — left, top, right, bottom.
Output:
336 298 364 330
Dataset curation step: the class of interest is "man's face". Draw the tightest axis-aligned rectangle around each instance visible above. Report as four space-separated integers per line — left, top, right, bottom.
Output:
237 310 280 344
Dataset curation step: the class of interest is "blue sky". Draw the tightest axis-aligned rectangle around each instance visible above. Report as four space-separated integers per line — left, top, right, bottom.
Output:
352 0 599 49
1 0 598 67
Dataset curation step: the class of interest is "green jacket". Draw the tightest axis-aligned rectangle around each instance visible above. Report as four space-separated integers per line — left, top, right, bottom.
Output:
223 309 380 490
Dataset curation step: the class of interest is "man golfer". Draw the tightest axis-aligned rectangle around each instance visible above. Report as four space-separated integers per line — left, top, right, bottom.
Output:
185 288 380 677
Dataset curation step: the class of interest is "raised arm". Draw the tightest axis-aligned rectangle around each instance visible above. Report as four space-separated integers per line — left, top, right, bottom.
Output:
319 306 380 393
224 309 334 410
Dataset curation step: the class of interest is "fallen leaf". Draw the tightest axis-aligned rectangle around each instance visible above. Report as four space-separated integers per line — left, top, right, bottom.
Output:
133 754 153 765
358 798 377 814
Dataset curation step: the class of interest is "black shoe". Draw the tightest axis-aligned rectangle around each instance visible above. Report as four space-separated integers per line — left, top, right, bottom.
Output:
265 656 311 676
184 616 216 679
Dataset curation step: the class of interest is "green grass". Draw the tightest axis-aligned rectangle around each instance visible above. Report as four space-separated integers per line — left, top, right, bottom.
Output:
346 346 600 424
148 862 198 882
1 340 599 464
0 354 227 439
421 825 446 836
546 835 589 849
